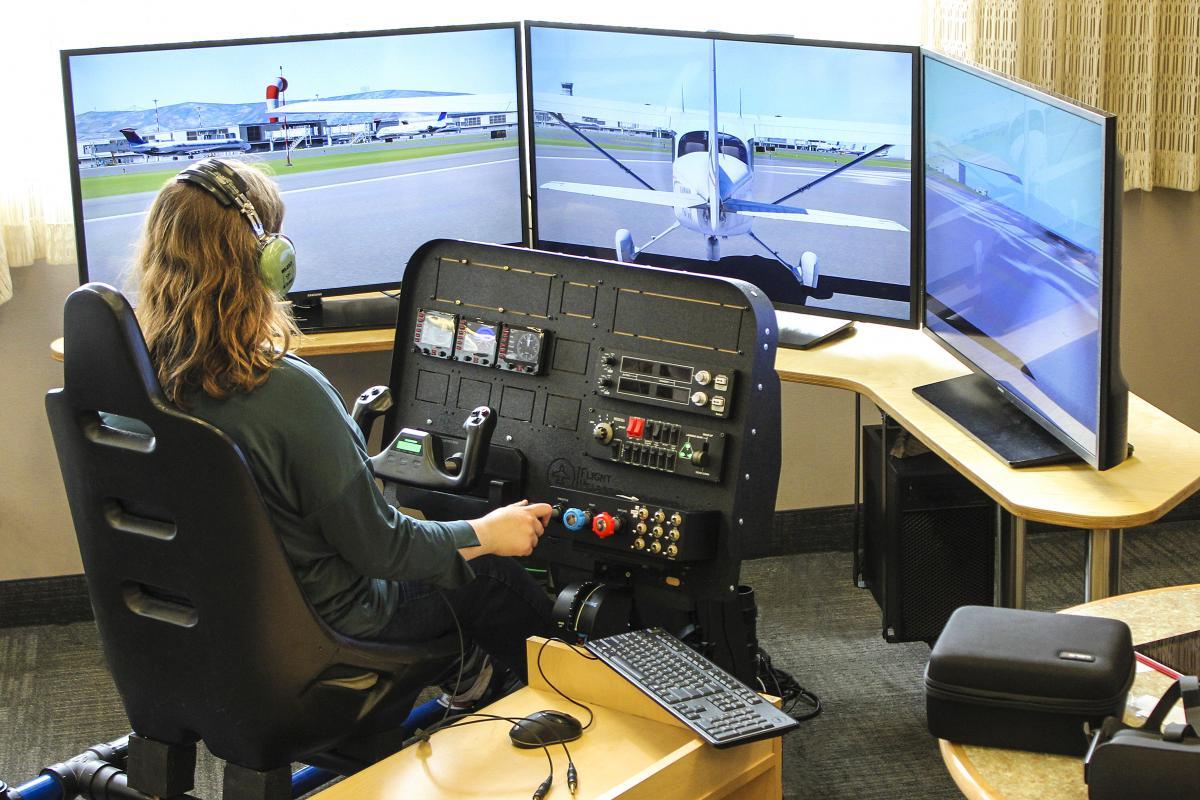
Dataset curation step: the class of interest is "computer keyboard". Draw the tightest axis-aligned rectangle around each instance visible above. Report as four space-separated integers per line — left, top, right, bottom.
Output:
585 627 799 747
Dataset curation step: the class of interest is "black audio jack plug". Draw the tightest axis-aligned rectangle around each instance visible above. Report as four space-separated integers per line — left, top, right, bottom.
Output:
532 774 553 800
567 762 578 795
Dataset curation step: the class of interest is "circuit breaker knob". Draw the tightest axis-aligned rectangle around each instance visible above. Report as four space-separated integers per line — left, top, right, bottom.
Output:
592 512 621 539
592 422 615 445
695 370 712 386
562 507 591 532
690 391 708 407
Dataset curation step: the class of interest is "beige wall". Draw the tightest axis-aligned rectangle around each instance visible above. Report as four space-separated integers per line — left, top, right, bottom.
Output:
3 188 1199 581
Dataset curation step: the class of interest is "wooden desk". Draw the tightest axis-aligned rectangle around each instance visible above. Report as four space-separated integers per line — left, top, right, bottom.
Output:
49 328 394 362
51 320 1200 602
939 584 1200 800
314 638 782 800
776 322 1200 605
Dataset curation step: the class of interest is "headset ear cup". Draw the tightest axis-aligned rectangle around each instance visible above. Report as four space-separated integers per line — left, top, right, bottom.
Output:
258 234 296 296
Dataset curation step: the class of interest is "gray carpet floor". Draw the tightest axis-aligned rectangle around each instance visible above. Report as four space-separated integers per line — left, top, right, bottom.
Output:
2 521 1199 798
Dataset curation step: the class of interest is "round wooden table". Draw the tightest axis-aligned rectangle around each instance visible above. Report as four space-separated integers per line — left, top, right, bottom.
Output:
939 584 1200 799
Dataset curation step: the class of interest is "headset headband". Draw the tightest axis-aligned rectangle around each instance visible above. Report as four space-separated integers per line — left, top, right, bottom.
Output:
177 158 267 239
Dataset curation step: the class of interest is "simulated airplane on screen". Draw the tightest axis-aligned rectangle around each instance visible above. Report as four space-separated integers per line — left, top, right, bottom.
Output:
531 40 909 287
374 112 459 141
119 128 251 156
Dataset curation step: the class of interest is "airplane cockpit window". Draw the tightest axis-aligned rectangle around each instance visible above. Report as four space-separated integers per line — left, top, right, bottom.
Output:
676 131 748 162
719 136 748 161
678 131 707 157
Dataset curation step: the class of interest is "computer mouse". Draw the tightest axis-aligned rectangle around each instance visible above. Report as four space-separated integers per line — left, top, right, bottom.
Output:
508 709 583 748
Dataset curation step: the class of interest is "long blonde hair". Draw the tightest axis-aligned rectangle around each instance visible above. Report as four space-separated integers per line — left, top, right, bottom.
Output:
134 159 296 406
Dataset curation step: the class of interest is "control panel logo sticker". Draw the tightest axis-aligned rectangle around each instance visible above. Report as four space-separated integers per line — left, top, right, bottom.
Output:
547 457 613 492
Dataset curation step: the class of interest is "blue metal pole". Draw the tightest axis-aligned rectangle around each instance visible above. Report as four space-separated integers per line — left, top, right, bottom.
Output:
290 765 336 798
8 774 61 800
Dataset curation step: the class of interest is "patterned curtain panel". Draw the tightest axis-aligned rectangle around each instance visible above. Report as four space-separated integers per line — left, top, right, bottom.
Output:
0 187 76 307
926 0 1200 191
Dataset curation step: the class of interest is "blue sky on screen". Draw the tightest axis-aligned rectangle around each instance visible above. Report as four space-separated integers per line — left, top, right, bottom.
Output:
529 26 911 123
69 26 516 111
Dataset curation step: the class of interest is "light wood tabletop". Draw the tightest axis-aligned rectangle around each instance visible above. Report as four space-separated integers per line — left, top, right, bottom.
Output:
939 584 1200 800
313 638 783 800
49 327 395 362
775 322 1200 530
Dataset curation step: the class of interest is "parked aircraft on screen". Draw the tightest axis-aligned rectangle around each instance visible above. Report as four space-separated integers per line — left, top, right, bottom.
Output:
373 112 462 141
119 128 251 156
531 40 909 287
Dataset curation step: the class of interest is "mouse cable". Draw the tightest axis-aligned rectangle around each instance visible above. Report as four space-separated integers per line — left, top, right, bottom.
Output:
536 636 600 730
408 711 558 797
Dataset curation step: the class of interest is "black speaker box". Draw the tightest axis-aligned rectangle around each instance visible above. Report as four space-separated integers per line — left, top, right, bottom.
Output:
860 424 996 643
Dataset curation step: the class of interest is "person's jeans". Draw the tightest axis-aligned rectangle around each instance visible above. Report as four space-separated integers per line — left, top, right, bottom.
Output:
372 555 557 682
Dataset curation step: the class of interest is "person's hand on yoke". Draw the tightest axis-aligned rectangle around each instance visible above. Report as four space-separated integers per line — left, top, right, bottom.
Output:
461 500 553 559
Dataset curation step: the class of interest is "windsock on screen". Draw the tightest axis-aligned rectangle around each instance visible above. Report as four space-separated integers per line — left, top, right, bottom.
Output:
266 77 288 123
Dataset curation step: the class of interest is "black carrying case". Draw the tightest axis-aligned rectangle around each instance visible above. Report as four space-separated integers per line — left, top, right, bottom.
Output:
926 606 1135 755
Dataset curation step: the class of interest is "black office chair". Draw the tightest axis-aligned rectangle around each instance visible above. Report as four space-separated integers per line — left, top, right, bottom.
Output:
45 284 458 798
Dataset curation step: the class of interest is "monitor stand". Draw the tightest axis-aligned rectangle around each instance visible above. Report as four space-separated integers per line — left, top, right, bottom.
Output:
291 294 400 333
913 373 1080 467
776 310 854 350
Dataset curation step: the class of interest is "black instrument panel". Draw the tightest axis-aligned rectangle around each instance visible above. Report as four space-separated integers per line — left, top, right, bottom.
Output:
381 240 781 598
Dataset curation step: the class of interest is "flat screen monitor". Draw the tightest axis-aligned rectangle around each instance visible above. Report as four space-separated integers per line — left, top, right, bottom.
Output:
922 51 1128 470
61 23 526 327
526 22 920 332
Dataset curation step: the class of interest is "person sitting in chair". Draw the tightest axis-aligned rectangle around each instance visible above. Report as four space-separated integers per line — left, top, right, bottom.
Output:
129 156 557 705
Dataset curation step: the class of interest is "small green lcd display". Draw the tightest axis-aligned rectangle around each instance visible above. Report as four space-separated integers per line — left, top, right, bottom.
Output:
394 438 423 454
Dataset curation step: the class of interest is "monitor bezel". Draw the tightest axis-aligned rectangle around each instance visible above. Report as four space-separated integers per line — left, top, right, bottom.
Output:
919 49 1124 469
523 20 923 330
60 20 530 303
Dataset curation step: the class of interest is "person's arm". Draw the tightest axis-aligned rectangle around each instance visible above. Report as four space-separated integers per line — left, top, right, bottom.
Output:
286 357 550 584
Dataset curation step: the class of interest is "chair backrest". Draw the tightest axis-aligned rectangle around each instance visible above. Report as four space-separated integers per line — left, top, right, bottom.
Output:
45 284 450 770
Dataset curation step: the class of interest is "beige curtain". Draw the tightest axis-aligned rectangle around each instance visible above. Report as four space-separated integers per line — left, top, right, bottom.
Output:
0 187 76 307
926 0 1200 191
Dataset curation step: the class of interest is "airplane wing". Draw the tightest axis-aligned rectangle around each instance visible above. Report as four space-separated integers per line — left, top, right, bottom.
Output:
724 198 908 232
541 181 706 209
931 139 1022 183
275 92 519 115
534 92 909 145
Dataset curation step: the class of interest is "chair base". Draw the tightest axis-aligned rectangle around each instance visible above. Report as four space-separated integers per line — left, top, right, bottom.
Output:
223 762 291 800
127 735 196 798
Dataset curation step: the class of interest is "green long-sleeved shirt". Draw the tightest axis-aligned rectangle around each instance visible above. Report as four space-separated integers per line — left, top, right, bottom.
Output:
181 354 479 637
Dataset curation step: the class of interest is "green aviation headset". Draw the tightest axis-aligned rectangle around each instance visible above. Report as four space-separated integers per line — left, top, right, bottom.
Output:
176 158 296 296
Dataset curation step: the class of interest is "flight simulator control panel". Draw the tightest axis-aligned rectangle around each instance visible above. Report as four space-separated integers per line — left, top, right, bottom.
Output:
376 240 781 622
